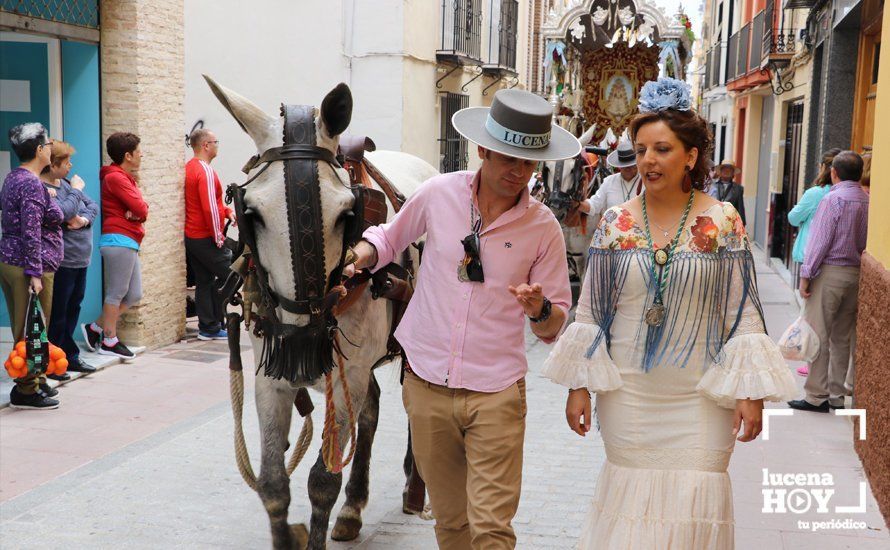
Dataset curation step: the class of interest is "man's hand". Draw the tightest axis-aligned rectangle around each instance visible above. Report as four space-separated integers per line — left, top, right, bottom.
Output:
508 283 545 318
566 388 592 436
574 200 591 214
341 240 378 279
30 276 43 294
70 174 86 191
227 211 237 227
733 399 764 442
799 277 811 299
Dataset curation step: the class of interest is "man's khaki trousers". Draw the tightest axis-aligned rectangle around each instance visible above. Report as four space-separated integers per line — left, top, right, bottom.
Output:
403 371 526 550
803 264 860 407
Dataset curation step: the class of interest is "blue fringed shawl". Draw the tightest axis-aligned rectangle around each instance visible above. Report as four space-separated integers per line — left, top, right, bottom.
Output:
583 211 767 372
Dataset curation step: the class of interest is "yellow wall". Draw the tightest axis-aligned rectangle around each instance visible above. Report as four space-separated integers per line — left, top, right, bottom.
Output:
866 7 890 267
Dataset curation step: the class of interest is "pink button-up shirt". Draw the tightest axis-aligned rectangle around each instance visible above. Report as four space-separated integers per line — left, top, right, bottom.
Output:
363 170 571 393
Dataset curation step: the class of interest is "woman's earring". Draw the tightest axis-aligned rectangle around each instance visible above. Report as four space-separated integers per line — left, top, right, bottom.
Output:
682 166 693 193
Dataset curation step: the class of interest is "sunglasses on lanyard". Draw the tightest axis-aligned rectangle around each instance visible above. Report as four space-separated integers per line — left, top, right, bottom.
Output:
458 231 485 282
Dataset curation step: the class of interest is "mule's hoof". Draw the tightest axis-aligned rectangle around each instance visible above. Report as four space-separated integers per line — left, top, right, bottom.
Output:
330 515 362 541
289 523 308 550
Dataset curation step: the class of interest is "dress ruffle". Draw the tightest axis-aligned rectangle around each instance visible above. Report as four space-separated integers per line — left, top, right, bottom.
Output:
696 333 798 409
542 322 623 392
580 460 734 550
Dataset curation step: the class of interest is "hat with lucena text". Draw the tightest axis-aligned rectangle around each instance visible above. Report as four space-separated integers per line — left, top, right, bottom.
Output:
451 89 582 162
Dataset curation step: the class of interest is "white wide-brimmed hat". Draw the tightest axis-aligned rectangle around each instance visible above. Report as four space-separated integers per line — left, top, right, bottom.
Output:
451 89 582 162
607 140 637 168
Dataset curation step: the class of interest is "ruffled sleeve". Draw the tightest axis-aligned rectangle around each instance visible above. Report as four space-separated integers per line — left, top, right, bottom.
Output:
542 321 623 392
696 332 798 409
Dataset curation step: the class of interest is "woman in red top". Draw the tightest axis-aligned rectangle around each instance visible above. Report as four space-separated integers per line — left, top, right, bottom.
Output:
81 132 147 359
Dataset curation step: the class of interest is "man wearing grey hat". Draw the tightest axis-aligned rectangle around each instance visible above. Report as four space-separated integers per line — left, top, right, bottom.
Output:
576 140 642 218
345 89 579 549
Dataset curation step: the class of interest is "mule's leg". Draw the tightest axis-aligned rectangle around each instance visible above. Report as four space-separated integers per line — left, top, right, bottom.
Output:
331 375 381 541
255 376 307 550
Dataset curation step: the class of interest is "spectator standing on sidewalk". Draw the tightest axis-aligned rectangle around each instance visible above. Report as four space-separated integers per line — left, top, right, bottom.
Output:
40 140 99 377
81 132 147 359
789 151 869 413
0 123 64 409
708 159 746 225
787 147 841 377
183 129 235 340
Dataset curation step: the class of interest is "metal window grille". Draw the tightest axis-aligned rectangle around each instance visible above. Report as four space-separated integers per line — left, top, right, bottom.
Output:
498 0 518 69
0 0 98 29
440 0 483 61
439 92 470 173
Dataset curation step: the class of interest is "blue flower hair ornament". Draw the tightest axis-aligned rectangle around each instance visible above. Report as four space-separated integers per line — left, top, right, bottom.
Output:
638 77 692 113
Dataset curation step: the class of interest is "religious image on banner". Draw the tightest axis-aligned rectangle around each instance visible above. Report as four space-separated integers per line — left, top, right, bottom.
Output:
581 42 660 143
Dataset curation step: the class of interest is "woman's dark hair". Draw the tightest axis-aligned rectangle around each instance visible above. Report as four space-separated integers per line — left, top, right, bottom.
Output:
8 123 48 163
832 151 864 182
810 147 843 188
628 109 714 190
106 132 141 165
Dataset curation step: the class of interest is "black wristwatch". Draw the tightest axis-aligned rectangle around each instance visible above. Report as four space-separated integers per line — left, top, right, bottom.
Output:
529 297 552 323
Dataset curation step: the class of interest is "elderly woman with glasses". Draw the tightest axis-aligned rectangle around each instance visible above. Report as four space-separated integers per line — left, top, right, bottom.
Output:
0 123 65 410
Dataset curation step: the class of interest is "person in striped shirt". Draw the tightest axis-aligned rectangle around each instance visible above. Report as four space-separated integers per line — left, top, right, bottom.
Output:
184 129 236 340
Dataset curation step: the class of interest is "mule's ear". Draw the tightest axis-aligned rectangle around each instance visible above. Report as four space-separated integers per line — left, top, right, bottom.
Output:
203 74 276 146
579 124 597 146
320 83 352 138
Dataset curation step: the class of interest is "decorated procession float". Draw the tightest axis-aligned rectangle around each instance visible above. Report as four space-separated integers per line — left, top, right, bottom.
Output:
534 0 695 297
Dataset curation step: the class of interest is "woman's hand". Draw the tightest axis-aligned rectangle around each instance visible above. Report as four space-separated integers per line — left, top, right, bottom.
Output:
30 276 43 294
566 388 592 436
733 399 764 442
46 187 57 198
67 216 88 229
70 174 86 191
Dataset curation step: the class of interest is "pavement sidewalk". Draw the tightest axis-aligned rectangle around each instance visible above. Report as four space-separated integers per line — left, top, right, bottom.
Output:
0 250 887 549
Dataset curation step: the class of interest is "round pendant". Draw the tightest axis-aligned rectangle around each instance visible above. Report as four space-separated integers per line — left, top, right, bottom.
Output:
654 249 669 266
645 303 666 327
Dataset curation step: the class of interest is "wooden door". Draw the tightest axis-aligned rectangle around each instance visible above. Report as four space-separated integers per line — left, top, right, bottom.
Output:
851 4 882 153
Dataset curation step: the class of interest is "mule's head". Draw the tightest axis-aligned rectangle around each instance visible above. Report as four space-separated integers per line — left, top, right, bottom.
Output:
541 124 597 220
204 76 355 329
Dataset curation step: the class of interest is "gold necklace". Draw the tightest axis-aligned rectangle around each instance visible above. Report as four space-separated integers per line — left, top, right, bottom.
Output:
650 218 680 239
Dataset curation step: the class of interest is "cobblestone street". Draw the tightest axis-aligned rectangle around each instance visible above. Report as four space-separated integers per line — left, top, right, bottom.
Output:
0 250 887 549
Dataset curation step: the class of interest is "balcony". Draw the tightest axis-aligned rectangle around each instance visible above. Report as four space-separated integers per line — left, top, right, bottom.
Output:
726 32 739 80
483 0 518 76
761 4 800 69
437 0 484 66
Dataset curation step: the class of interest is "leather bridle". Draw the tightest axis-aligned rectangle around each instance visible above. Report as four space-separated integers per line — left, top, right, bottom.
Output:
224 104 371 383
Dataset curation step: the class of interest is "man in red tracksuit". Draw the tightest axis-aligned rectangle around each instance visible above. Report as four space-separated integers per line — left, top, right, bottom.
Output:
184 129 235 340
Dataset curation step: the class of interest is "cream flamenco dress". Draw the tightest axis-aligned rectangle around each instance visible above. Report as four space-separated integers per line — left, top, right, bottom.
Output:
543 202 797 550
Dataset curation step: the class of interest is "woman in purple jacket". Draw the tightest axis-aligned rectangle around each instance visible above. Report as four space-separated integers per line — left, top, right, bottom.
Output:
0 123 64 410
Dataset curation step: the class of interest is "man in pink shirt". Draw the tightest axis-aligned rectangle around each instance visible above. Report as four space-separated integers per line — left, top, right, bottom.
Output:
348 89 580 549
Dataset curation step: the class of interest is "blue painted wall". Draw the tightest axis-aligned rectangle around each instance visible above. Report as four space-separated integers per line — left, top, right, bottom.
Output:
0 38 102 334
61 40 102 326
0 40 51 328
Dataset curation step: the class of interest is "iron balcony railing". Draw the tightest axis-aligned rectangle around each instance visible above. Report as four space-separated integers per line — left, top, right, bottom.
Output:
439 0 484 63
762 3 800 66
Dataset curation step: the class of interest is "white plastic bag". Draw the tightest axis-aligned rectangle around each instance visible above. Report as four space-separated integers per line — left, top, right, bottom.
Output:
778 316 820 363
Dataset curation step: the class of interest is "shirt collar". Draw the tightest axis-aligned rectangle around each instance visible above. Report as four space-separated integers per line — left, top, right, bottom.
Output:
831 180 861 191
469 170 531 235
